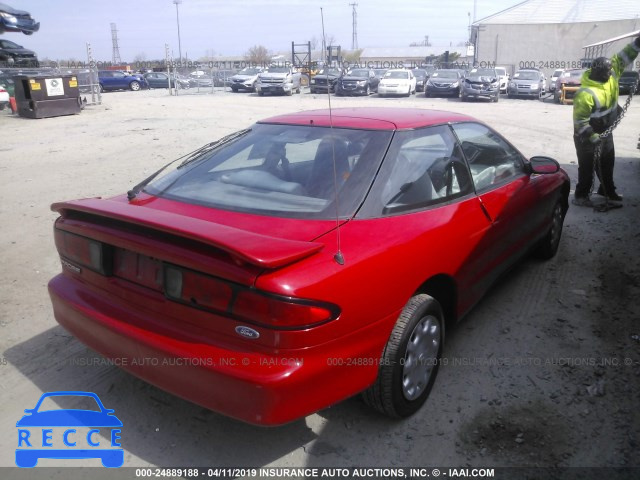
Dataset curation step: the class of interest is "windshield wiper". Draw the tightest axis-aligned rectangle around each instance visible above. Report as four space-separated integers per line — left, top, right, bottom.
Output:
126 128 251 201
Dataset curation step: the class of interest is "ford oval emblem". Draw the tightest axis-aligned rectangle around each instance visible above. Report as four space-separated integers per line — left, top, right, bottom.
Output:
235 326 260 339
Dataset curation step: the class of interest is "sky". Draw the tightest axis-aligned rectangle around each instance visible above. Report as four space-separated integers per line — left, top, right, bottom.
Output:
9 0 522 62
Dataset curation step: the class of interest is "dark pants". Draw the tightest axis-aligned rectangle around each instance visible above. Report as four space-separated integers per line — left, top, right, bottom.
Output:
574 134 616 198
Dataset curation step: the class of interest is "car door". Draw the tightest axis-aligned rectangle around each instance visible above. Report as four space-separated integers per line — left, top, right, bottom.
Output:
451 122 547 296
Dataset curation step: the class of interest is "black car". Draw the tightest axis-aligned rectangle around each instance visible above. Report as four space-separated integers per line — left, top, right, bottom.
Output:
335 68 379 96
619 71 639 94
309 67 343 94
0 2 39 35
425 69 463 97
413 69 428 92
0 38 37 67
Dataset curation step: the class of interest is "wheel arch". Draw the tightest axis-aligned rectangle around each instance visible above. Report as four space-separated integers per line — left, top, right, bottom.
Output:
414 274 458 330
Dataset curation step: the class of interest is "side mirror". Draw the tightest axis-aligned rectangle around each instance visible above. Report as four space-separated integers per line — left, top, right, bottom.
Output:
528 156 560 174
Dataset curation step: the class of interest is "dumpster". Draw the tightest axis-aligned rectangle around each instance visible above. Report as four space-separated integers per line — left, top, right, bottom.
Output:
13 75 81 118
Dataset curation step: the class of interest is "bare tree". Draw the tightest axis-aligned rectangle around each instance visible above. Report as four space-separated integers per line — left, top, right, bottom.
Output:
245 45 271 65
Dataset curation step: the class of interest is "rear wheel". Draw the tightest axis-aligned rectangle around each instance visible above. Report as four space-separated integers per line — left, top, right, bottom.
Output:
533 200 565 259
362 294 444 418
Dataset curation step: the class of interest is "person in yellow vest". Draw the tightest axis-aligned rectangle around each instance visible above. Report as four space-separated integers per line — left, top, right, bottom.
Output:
572 36 640 207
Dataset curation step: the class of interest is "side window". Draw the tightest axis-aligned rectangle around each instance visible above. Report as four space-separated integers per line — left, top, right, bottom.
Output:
379 126 473 214
451 122 524 191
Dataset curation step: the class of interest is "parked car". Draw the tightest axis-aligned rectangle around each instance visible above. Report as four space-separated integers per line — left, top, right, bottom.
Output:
553 68 584 103
425 69 463 97
229 66 264 92
507 69 546 99
256 65 302 96
98 71 148 92
335 68 379 96
377 69 416 96
0 72 15 96
143 72 189 89
373 68 388 81
0 83 9 110
412 69 428 92
460 67 500 102
48 107 569 426
0 2 39 35
549 69 564 92
309 67 343 94
618 71 639 94
494 67 509 93
0 38 37 67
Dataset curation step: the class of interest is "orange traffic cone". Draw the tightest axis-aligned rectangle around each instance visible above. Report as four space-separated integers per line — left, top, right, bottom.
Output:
9 97 17 114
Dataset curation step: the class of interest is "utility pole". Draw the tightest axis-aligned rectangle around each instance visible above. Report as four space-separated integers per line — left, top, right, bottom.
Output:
173 0 183 66
349 2 358 50
110 23 121 65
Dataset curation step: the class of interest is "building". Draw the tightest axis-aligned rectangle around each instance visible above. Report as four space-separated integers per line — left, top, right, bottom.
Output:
471 0 639 76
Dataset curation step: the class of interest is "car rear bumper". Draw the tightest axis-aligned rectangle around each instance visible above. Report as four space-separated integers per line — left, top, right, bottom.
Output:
48 274 392 425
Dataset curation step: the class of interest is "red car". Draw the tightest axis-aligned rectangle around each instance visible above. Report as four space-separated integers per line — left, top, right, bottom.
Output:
48 108 569 425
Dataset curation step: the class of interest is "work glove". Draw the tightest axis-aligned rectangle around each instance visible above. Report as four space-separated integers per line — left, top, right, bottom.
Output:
589 133 602 146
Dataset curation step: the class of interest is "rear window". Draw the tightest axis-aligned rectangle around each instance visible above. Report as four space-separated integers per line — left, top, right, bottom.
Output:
145 124 393 219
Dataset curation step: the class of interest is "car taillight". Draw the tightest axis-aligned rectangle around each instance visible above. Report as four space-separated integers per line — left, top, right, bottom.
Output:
163 264 339 330
233 289 338 329
54 229 112 275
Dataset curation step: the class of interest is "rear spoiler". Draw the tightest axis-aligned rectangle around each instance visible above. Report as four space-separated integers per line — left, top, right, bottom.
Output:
51 198 324 269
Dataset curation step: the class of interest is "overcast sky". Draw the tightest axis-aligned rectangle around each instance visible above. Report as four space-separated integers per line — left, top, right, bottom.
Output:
11 0 521 61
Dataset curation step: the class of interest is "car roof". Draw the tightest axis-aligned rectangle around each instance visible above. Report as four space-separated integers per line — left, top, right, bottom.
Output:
260 108 476 130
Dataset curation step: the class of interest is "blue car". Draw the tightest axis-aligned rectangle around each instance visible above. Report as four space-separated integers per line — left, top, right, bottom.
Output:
16 391 123 468
0 3 40 35
98 70 148 92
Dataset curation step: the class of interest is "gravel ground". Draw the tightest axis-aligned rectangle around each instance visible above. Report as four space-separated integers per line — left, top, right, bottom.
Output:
0 88 639 475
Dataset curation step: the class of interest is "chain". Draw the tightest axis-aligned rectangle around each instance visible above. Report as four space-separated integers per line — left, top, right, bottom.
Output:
591 72 639 212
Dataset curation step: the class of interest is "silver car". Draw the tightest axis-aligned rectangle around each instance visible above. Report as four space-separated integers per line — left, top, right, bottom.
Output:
507 69 546 99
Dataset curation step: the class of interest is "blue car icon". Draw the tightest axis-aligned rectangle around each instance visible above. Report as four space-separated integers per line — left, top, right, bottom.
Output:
16 391 123 468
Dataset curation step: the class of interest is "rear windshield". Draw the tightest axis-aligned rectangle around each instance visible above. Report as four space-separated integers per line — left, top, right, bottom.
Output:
145 124 393 219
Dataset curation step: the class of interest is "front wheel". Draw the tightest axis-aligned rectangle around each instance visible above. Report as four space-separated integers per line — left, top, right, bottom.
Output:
362 294 444 418
533 200 565 259
129 81 141 91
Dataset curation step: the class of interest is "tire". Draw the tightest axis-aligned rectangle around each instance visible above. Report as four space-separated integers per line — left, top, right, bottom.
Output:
362 294 444 418
364 85 370 96
533 200 565 259
296 85 301 94
129 81 141 91
286 88 293 96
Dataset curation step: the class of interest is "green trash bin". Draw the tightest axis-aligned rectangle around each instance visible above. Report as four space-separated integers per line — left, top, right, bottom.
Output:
13 74 81 118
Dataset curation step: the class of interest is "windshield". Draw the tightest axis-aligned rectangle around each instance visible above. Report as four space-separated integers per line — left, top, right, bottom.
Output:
431 70 458 79
348 69 369 77
145 124 393 219
265 66 289 73
514 71 540 80
238 67 261 75
318 68 341 76
384 71 409 79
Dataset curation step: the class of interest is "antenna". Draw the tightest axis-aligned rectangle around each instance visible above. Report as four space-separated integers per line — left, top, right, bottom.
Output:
321 7 345 266
110 23 122 65
349 3 358 50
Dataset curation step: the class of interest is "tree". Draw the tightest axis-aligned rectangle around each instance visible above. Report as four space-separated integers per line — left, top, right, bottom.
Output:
245 45 271 65
343 49 363 64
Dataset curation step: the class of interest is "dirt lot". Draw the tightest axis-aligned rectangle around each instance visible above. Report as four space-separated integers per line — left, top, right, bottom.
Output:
1 88 639 474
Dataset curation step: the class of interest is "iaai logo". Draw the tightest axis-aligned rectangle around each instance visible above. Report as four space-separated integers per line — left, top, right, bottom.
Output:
15 391 123 468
